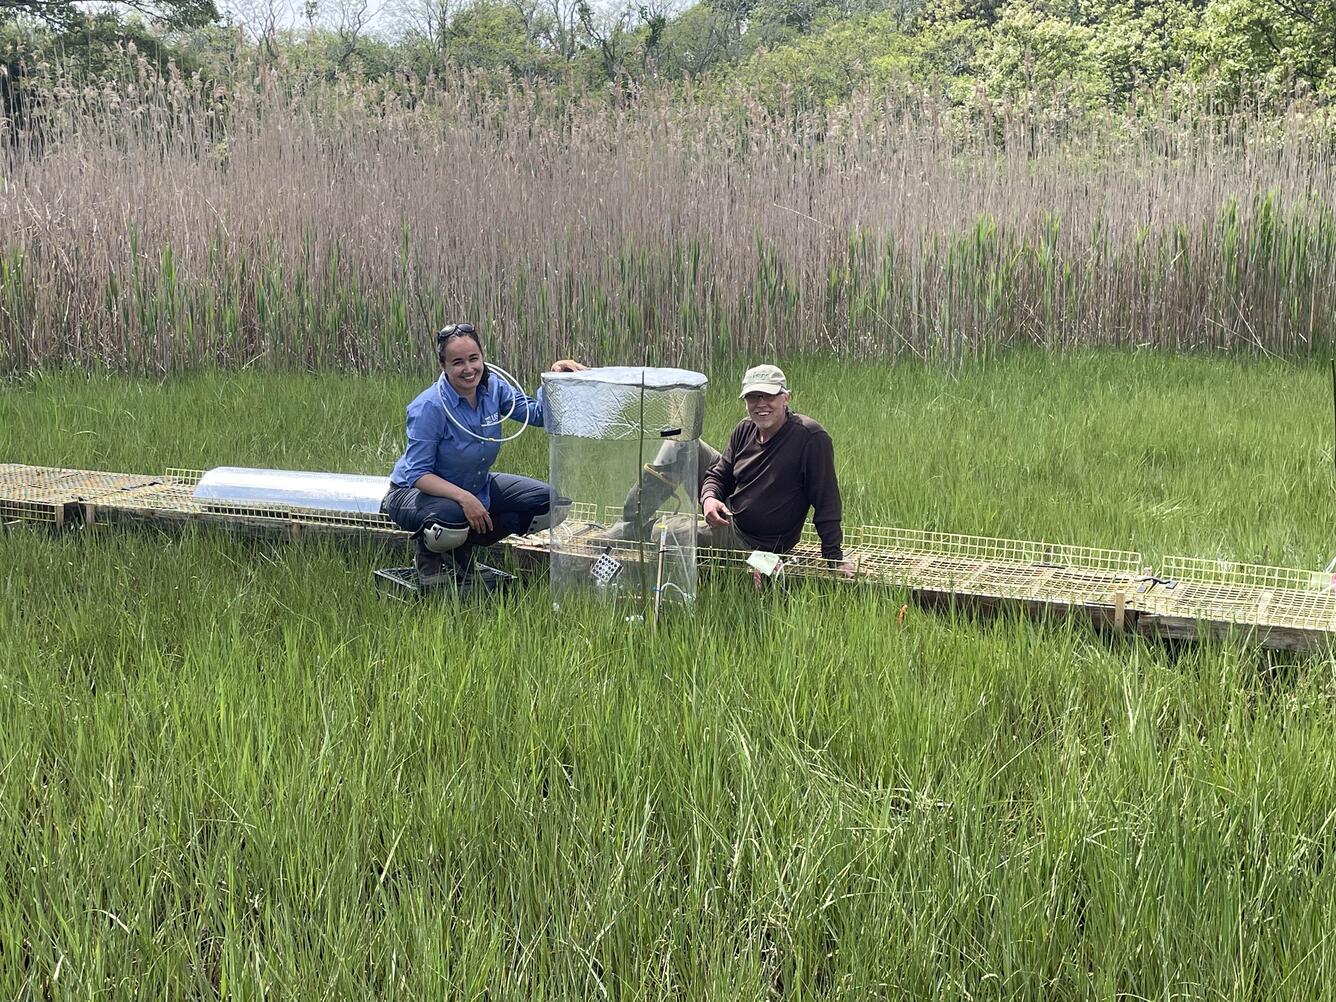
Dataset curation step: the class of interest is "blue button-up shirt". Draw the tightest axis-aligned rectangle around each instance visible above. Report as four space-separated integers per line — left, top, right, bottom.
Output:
389 373 544 508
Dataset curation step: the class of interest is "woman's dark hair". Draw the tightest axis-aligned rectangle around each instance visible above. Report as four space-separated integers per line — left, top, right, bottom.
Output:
436 322 490 387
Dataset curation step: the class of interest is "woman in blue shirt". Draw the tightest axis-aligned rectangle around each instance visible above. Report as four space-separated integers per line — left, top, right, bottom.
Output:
382 323 585 588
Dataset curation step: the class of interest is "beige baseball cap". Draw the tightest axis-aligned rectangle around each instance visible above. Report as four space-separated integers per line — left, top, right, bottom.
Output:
739 363 788 398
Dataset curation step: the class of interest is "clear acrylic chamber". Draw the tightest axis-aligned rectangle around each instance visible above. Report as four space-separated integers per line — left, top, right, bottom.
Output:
541 366 709 613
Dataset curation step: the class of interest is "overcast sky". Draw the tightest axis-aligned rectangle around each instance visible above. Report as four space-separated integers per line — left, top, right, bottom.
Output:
220 0 641 39
221 0 414 39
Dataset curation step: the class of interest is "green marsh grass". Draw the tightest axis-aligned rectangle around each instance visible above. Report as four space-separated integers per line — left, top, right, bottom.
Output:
3 353 1336 997
4 351 1333 563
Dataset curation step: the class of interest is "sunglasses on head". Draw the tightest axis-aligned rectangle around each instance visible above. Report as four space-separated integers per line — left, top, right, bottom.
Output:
436 322 477 343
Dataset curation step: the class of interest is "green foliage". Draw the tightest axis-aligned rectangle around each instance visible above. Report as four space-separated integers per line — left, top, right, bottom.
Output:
911 0 1209 106
5 0 1334 113
1 2 220 101
713 0 1334 112
925 0 1336 108
656 2 743 77
0 0 217 33
718 12 921 106
740 0 928 51
49 12 211 78
446 0 559 78
1187 0 1336 100
276 27 407 78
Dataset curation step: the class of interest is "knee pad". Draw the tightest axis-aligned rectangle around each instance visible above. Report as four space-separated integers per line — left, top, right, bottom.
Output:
650 439 686 467
527 499 571 533
422 523 470 554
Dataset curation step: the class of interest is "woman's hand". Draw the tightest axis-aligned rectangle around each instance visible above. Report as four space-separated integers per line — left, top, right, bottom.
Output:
459 493 493 534
550 359 588 373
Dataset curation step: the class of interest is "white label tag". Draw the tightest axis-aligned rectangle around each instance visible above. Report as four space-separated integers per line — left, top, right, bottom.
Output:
747 551 783 577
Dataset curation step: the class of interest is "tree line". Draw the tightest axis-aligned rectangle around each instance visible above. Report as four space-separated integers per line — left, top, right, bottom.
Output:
2 0 1333 115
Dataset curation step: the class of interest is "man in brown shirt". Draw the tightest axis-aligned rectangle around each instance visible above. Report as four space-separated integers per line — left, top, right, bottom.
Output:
701 364 855 576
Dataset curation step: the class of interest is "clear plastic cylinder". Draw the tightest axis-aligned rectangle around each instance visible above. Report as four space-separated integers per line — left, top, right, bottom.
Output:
541 367 708 613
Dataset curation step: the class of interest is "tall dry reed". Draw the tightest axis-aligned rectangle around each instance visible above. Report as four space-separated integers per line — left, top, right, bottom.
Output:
2 58 1335 374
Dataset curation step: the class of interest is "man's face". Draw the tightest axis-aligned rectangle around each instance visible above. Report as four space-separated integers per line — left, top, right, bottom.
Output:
744 390 788 436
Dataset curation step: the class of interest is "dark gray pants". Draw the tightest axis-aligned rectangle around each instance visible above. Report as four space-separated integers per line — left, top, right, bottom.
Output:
381 472 551 571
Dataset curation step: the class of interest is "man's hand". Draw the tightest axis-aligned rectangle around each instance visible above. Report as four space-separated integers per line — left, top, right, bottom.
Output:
550 359 588 372
703 497 733 528
459 493 493 534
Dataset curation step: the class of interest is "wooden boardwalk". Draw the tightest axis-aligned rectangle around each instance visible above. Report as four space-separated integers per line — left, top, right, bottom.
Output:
4 463 1334 652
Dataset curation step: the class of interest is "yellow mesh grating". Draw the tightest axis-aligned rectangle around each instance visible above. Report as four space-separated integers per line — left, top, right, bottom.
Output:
1 465 63 523
858 526 1144 574
846 527 1142 604
1 498 60 524
7 464 1336 643
1 465 174 524
1142 556 1336 632
516 518 1143 605
1160 556 1333 592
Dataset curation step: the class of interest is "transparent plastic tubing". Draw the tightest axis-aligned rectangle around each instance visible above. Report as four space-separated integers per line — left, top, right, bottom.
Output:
193 468 391 514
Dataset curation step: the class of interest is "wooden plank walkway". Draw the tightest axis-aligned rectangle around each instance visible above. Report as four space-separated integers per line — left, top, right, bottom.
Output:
0 465 173 529
4 463 1335 652
0 465 408 543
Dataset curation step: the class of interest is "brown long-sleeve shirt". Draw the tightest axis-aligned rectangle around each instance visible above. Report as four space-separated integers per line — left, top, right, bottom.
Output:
700 411 844 561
